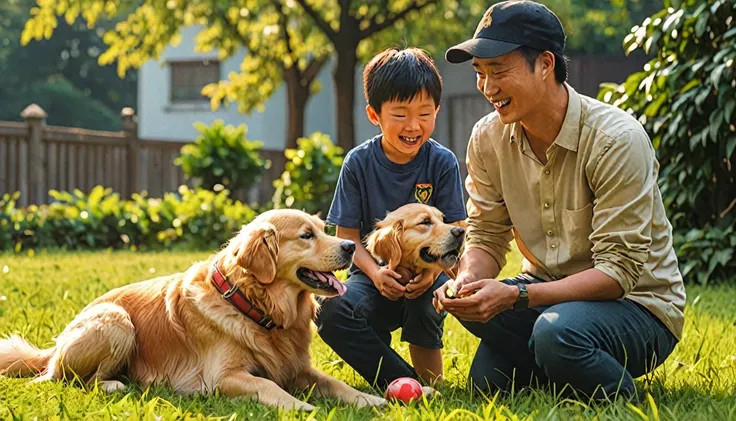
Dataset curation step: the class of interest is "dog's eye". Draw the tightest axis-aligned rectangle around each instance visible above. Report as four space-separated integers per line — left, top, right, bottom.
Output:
301 231 315 240
419 218 432 226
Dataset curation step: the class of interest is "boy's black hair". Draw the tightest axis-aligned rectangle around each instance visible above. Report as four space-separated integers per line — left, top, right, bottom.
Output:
516 46 569 84
363 47 443 113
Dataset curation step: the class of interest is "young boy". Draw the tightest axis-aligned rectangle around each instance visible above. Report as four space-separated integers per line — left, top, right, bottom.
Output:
315 47 467 388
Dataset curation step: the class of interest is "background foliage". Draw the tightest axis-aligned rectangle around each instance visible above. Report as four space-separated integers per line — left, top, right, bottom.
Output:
272 132 344 218
175 120 268 194
0 186 257 253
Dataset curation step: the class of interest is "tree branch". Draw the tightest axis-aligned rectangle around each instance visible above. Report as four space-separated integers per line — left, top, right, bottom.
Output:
295 0 337 44
303 55 328 84
272 0 299 75
360 0 437 39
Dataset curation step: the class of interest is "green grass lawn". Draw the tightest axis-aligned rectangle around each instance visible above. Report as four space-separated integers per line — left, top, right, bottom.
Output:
1 247 735 420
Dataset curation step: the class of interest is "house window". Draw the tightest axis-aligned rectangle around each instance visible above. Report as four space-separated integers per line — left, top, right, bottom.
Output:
169 60 220 102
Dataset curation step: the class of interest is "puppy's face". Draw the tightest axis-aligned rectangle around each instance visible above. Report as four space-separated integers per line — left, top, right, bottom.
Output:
225 209 354 297
365 203 466 274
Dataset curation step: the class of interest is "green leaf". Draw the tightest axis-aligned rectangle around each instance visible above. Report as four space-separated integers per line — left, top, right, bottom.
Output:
725 99 735 124
727 135 736 159
710 63 726 86
695 12 709 37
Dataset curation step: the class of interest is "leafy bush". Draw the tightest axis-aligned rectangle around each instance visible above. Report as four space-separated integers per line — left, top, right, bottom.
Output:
174 120 269 194
598 0 735 284
0 186 257 253
272 132 344 218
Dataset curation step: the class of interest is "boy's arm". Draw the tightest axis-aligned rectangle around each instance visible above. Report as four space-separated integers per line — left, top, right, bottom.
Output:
335 226 406 300
433 153 468 224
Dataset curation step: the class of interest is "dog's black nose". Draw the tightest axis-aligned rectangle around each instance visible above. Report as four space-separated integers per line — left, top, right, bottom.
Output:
341 241 356 254
451 226 465 238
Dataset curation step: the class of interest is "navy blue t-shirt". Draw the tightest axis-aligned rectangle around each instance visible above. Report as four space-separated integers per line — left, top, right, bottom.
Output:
327 134 467 250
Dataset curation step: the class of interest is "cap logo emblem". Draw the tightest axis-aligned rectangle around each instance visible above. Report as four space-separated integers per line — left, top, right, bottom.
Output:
481 8 493 28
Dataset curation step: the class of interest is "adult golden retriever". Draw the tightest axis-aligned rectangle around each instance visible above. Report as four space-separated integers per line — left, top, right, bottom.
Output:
365 203 467 283
0 209 386 411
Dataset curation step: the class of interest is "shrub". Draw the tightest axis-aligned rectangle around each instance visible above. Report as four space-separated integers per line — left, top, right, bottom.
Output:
272 132 344 218
0 185 257 253
174 120 269 194
598 0 735 285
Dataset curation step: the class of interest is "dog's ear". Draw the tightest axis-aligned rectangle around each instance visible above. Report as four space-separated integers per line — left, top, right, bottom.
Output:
451 219 469 229
365 219 403 270
232 221 279 284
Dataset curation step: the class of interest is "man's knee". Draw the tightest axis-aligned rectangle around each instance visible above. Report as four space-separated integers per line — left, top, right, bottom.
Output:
530 305 592 368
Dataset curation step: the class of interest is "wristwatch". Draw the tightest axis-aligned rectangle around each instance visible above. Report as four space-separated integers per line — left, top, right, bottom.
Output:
513 282 529 311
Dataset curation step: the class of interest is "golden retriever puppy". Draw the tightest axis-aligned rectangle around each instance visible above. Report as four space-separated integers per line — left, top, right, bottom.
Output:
0 209 386 411
364 203 467 282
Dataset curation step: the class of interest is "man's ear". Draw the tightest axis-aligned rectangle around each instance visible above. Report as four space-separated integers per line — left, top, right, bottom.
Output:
539 51 556 81
231 221 279 284
364 219 403 270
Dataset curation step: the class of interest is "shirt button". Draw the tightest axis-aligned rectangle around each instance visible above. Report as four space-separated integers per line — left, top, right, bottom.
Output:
547 230 553 236
551 244 557 249
544 169 550 175
544 202 551 209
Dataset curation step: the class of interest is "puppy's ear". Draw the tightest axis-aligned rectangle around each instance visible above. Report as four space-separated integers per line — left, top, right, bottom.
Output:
365 219 403 270
452 219 469 229
232 221 279 284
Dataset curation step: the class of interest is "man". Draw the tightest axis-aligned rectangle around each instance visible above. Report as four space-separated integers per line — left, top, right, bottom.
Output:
434 0 686 401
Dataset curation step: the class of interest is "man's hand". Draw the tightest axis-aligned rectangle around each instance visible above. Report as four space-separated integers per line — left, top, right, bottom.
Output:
432 273 474 314
439 279 519 323
372 267 406 300
405 267 442 299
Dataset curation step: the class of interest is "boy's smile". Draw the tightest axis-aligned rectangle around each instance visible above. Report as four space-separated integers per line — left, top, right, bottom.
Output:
366 91 439 164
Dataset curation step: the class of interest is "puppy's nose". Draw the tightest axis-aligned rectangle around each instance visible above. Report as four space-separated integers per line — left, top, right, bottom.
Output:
451 226 465 238
341 240 356 254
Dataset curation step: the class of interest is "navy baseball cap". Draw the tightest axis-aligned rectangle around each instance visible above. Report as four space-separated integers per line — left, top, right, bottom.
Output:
445 1 566 64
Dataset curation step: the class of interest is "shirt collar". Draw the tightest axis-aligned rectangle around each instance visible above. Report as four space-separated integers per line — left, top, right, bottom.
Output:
508 82 582 152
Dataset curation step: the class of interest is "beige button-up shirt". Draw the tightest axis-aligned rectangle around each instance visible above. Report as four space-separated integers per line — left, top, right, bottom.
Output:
464 83 686 339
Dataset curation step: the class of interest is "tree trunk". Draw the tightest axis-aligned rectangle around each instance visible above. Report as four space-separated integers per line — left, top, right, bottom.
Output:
333 40 359 152
284 68 310 150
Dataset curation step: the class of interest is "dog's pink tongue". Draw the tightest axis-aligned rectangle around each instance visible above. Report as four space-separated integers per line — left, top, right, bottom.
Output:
314 271 346 296
330 276 346 296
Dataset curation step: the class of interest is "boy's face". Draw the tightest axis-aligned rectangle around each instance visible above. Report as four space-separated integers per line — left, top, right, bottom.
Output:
366 91 439 160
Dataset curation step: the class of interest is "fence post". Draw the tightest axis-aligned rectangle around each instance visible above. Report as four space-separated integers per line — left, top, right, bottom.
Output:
121 107 139 197
21 104 47 205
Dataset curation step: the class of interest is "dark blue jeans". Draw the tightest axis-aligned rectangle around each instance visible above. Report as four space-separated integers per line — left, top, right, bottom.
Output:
316 271 450 388
462 274 679 400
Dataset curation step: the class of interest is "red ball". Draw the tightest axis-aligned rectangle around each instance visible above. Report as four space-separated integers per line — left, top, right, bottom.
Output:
384 377 423 403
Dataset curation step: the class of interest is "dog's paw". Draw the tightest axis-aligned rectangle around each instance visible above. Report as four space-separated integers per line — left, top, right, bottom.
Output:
421 386 440 398
280 400 317 412
100 380 126 393
355 393 388 408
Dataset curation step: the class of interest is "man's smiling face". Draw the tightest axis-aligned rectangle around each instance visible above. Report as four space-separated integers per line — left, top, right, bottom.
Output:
472 51 548 125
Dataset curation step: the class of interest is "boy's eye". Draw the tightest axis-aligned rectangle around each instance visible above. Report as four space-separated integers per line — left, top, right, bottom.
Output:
391 114 406 118
420 113 431 117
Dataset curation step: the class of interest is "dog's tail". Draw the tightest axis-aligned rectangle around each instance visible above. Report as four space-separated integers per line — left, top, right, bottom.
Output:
0 335 53 377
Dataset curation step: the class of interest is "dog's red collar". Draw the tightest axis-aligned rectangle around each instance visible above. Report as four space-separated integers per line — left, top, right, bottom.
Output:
210 259 277 330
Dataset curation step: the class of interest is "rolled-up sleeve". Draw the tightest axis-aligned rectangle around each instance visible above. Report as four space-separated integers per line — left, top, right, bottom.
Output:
464 128 514 270
589 129 655 296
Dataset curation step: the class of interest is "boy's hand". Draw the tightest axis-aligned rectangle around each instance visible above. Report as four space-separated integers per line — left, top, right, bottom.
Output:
405 267 442 299
372 267 406 300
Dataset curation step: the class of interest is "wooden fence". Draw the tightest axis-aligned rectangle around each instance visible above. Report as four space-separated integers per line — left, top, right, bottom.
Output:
0 104 285 207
